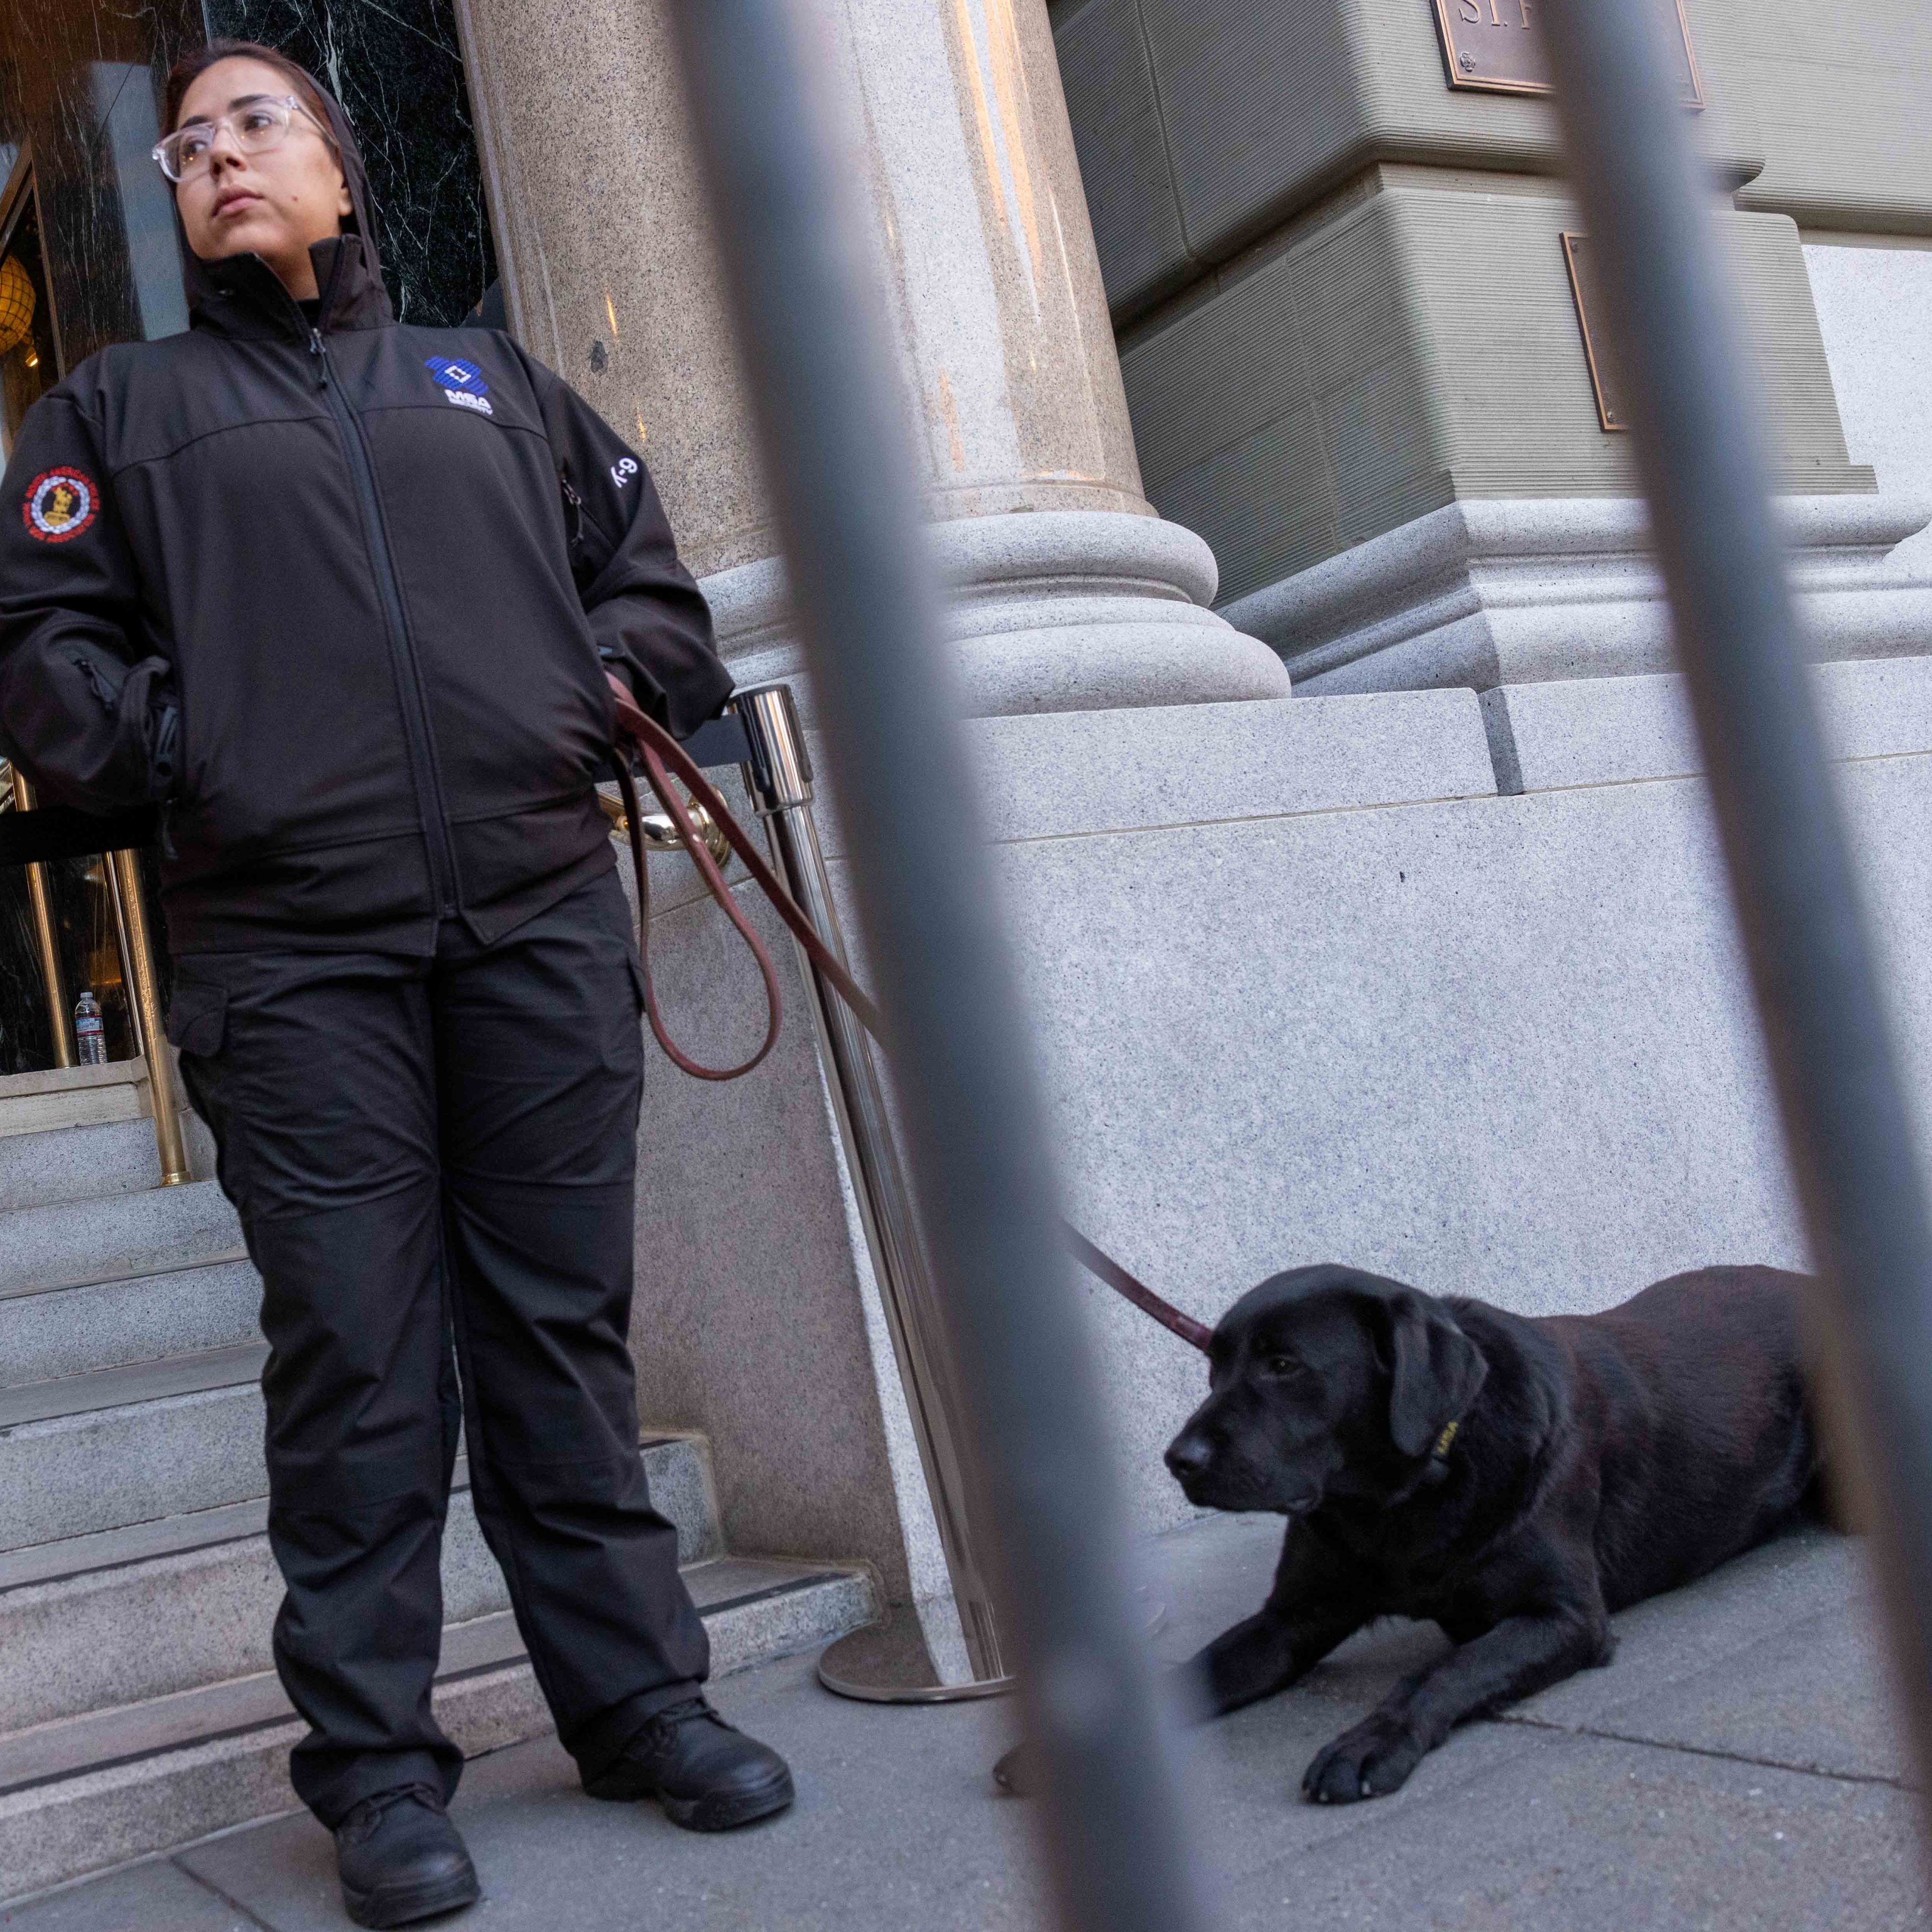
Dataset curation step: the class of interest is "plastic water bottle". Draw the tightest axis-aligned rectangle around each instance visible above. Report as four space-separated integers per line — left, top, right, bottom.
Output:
74 990 106 1065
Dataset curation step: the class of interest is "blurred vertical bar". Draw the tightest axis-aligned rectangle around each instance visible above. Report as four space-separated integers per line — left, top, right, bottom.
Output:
667 7 1211 1928
1541 0 1932 1821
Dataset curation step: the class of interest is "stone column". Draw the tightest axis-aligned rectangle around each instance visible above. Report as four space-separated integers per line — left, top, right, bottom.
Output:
451 0 1290 717
451 0 1293 1621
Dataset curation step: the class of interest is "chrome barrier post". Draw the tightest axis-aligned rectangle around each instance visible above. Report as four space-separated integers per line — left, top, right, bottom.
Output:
8 768 74 1069
736 680 1012 1701
1544 0 1932 1828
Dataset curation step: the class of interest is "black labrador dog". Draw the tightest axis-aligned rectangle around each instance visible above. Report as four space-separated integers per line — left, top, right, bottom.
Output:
999 1261 1822 1805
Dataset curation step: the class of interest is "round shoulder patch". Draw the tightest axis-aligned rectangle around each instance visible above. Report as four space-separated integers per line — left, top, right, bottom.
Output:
23 468 99 544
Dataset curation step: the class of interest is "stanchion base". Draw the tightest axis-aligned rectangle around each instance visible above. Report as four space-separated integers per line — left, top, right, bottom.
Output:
817 1613 1015 1704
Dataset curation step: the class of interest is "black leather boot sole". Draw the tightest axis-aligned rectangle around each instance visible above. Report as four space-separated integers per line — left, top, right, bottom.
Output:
341 1856 481 1928
658 1761 795 1833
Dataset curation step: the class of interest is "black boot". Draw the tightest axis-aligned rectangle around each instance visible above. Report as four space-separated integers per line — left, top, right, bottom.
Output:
333 1784 480 1929
584 1696 795 1830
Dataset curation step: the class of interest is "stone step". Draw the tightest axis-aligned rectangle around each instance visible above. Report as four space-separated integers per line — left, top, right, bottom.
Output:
0 1180 244 1300
0 1060 153 1134
0 1257 262 1390
0 1437 720 1737
0 1111 217 1214
0 1554 876 1902
0 1117 158 1213
0 1345 270 1552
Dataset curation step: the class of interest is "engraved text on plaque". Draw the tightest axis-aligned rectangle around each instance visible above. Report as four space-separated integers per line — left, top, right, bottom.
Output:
1431 0 1703 105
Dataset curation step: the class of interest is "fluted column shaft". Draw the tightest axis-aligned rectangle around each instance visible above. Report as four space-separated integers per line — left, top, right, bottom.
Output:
454 0 1290 714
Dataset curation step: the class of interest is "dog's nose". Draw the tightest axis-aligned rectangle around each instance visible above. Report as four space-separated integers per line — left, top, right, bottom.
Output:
1165 1435 1211 1482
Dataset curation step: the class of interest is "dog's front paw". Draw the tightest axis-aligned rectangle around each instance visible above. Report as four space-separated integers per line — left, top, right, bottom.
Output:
1301 1715 1426 1805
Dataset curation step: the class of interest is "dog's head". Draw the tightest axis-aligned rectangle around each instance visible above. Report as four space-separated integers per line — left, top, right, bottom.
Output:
1164 1264 1489 1515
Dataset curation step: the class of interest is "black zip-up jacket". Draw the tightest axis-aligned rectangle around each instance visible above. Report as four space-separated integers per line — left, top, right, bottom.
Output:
0 83 731 953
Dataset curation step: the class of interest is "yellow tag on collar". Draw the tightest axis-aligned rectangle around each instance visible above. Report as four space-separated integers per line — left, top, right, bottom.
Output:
1433 1420 1460 1459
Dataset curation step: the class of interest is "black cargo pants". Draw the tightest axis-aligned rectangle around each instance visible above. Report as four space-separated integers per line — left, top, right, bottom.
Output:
168 868 710 1826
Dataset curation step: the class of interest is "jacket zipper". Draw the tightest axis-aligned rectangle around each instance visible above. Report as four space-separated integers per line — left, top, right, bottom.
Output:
308 325 462 918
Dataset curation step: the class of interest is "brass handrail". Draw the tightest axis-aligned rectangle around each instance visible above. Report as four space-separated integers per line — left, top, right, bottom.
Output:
112 847 191 1185
3 763 74 1068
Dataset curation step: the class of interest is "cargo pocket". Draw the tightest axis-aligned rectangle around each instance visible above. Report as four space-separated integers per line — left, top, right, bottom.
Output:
164 975 228 1059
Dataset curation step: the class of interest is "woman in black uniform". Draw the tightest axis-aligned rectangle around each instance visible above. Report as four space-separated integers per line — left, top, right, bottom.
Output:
0 41 790 1930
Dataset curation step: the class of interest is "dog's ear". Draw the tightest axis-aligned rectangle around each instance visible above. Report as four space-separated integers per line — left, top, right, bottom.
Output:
1385 1295 1488 1459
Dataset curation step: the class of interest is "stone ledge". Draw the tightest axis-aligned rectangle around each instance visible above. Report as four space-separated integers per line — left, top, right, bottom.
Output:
1482 655 1932 794
1225 494 1932 694
772 692 1497 867
964 691 1496 845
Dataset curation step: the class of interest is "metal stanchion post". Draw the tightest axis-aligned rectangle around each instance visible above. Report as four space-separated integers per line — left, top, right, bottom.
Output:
9 769 74 1069
108 847 191 1186
736 681 1012 1701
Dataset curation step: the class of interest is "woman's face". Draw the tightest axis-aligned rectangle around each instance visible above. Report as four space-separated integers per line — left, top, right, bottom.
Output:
173 56 353 300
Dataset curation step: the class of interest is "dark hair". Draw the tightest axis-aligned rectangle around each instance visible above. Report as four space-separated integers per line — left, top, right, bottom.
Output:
163 39 338 141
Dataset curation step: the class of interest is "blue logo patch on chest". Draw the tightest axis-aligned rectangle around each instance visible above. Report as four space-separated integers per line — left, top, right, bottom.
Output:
425 356 495 416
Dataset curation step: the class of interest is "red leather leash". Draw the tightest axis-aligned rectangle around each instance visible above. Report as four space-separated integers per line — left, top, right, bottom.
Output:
608 686 1214 1357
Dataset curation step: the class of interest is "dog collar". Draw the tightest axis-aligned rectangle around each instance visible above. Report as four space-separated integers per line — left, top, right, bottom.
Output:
1432 1420 1460 1462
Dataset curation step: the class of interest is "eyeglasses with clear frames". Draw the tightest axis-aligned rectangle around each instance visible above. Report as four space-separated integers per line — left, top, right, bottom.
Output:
151 94 333 184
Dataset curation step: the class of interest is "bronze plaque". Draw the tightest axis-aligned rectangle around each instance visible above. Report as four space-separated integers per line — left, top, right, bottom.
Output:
1560 233 1627 433
1431 0 1703 106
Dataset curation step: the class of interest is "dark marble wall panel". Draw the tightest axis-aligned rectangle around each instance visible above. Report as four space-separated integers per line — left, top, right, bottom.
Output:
204 0 497 325
0 0 203 367
0 4 201 1072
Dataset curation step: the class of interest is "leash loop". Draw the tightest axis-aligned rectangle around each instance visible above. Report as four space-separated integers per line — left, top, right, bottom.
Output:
610 753 782 1081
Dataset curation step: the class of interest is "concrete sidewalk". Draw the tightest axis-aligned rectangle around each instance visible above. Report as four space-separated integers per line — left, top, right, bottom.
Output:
5 1514 1920 1931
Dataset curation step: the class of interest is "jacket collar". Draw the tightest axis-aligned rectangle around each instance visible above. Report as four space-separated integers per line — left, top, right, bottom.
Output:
188 234 393 342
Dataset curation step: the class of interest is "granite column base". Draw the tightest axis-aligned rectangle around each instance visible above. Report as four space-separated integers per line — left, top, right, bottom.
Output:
703 509 1293 720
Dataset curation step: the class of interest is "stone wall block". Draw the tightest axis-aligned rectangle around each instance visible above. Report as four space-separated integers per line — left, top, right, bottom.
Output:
1736 0 1932 236
1123 172 1874 604
1055 0 1764 326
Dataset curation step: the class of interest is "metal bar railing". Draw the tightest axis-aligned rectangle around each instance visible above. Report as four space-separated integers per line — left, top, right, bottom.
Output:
668 10 1210 1931
1543 0 1932 1824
